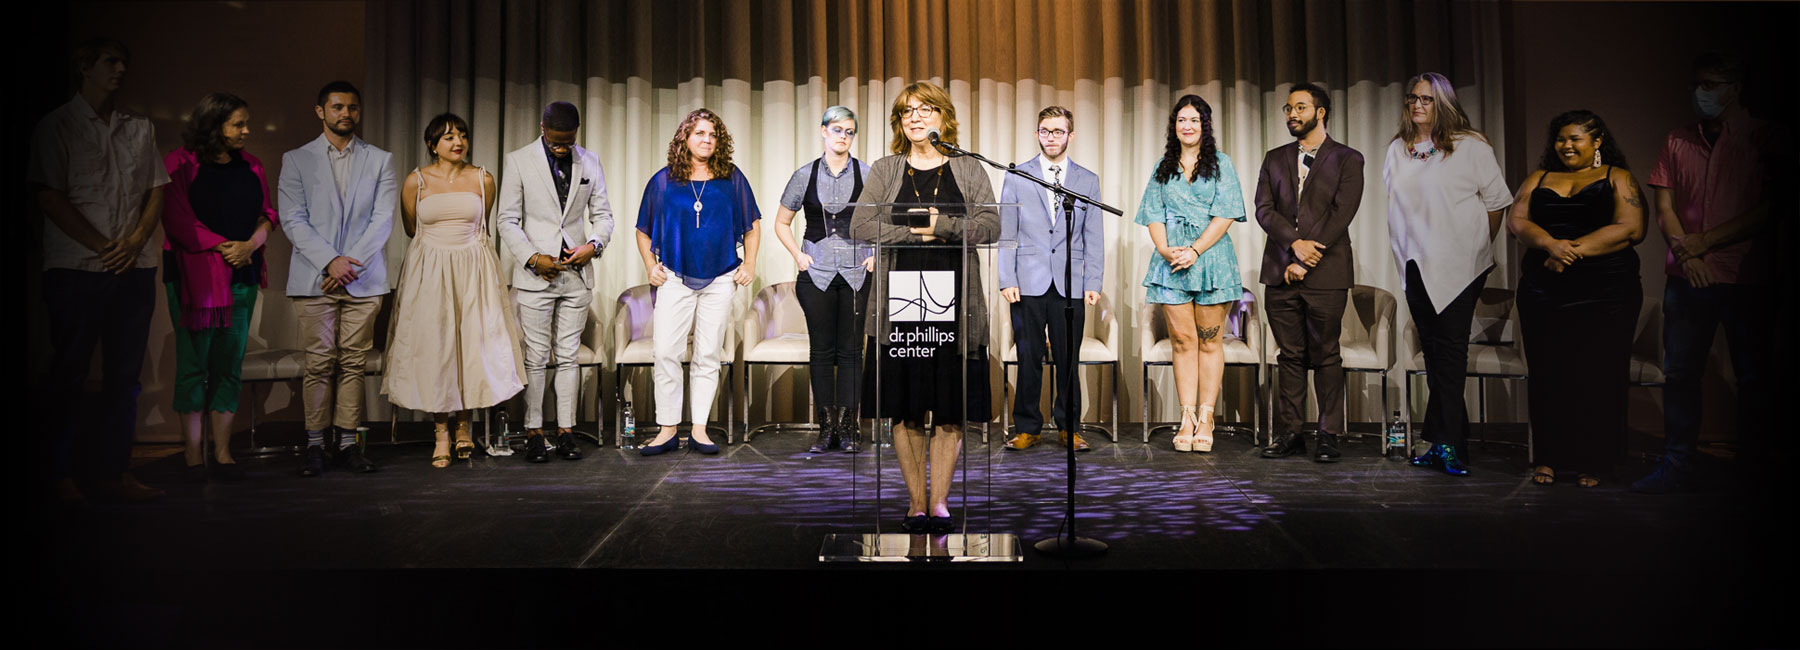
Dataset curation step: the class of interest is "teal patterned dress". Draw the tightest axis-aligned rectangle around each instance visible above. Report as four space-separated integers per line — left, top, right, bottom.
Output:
1135 152 1246 305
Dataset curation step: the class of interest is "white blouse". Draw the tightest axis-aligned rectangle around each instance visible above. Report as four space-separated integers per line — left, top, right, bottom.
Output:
1382 135 1512 313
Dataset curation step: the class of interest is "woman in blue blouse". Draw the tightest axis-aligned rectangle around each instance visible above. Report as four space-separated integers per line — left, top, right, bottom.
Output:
1135 94 1246 453
634 108 761 456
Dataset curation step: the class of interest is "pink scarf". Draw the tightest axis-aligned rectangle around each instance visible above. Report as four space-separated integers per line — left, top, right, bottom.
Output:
161 147 278 330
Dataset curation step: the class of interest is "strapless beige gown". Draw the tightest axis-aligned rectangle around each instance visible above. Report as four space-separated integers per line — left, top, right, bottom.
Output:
383 186 525 412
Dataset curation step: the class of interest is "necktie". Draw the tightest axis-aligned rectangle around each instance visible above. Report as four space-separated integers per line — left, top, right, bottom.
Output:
1049 165 1062 228
1298 153 1313 195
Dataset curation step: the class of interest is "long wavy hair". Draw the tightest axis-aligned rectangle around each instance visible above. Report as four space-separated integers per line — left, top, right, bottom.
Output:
181 92 249 162
1536 109 1630 172
887 81 959 155
1153 94 1219 183
666 108 735 181
1392 72 1484 156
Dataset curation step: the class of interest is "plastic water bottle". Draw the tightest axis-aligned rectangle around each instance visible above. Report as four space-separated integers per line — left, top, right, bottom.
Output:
1385 410 1407 461
620 401 638 450
879 418 894 449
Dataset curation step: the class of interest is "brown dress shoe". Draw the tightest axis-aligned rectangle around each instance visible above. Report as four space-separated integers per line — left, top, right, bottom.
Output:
1004 432 1040 450
89 473 165 503
1064 432 1092 452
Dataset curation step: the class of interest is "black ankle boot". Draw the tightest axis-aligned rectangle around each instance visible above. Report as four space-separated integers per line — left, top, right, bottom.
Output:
837 406 861 453
808 407 835 453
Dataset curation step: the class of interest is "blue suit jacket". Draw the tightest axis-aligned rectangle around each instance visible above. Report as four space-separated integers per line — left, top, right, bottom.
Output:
998 157 1104 298
278 134 396 297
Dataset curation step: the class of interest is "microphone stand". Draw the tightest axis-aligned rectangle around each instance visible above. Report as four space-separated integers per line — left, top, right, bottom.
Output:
932 136 1121 558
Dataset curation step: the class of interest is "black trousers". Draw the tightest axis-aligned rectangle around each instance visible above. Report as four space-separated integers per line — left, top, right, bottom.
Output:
1403 261 1490 451
793 273 868 409
1011 287 1085 434
43 268 157 481
1266 284 1347 437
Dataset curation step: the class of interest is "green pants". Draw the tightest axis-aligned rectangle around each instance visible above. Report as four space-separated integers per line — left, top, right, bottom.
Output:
166 282 257 414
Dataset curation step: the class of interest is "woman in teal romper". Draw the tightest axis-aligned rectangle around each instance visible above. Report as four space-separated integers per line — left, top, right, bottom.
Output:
1134 94 1245 453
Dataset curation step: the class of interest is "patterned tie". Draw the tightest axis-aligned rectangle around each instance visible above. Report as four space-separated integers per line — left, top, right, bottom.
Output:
1049 164 1062 228
1298 153 1313 196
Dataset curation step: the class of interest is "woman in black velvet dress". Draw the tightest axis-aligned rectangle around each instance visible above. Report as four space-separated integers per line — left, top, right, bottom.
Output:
1507 110 1646 488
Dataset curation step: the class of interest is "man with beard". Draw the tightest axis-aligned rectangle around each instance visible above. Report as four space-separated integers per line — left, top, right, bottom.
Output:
998 106 1104 451
278 80 395 476
1253 82 1365 463
30 39 170 504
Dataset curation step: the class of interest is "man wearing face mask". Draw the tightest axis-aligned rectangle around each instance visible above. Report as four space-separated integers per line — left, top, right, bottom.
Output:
497 101 615 463
1633 52 1791 494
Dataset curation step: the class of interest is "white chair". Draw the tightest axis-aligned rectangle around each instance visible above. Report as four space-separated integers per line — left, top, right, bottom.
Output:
610 283 741 443
566 297 607 446
1404 287 1531 460
1138 288 1265 443
1626 296 1664 461
739 281 823 441
997 292 1121 442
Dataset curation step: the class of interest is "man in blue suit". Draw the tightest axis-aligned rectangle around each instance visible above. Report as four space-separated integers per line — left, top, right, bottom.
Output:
999 106 1104 451
278 81 395 477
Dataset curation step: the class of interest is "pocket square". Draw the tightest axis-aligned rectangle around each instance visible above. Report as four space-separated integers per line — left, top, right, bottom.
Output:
580 178 590 184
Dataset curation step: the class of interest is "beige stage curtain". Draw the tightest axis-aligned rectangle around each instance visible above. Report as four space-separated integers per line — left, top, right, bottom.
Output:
364 0 1511 428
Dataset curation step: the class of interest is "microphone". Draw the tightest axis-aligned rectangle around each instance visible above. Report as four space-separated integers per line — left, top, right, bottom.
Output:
927 129 941 145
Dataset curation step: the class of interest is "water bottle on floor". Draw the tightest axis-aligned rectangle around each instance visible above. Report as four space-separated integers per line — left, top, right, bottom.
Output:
1385 410 1407 461
620 401 638 450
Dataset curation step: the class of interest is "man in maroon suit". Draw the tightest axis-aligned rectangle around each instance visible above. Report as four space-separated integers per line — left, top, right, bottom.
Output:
1254 82 1365 463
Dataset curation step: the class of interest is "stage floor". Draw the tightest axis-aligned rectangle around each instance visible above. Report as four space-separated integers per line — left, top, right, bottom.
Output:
35 424 1790 647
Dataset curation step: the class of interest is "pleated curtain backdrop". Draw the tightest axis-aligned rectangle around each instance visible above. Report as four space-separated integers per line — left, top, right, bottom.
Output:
363 0 1511 427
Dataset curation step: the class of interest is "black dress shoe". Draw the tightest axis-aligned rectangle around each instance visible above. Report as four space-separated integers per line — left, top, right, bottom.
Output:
299 445 326 478
555 432 583 460
524 434 550 463
900 515 930 534
337 444 378 473
1313 433 1342 463
1630 464 1692 494
211 462 246 481
927 515 955 535
184 463 208 483
1260 432 1306 459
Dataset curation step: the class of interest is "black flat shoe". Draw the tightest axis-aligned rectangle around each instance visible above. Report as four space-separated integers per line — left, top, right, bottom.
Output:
1260 432 1306 459
639 436 681 456
184 463 208 483
211 462 246 481
555 432 583 460
900 514 930 534
1313 433 1342 463
688 436 720 455
524 434 550 463
927 515 955 535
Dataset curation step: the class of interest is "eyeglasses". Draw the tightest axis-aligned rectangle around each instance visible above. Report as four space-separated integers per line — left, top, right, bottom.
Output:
1281 105 1310 115
1404 94 1436 107
1037 128 1069 138
827 125 857 138
900 104 940 118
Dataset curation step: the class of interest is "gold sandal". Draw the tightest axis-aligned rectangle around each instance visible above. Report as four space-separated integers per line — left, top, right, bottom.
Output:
431 423 451 469
1173 405 1197 452
454 418 475 460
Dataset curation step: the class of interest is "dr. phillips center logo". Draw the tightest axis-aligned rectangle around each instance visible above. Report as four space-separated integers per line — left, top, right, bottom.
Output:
886 271 956 357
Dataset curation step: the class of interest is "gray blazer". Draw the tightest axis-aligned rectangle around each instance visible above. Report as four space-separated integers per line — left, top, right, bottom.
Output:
278 135 396 297
849 154 1000 353
496 137 615 291
998 157 1104 298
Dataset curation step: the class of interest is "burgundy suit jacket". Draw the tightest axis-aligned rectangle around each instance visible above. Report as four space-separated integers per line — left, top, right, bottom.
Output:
1254 136 1365 290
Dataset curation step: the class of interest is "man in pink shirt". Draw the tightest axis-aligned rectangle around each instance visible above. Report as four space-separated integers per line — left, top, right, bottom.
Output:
1633 52 1790 494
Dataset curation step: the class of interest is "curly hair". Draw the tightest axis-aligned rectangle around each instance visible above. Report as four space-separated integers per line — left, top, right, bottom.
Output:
887 81 959 155
1393 72 1485 157
666 108 734 181
1153 94 1219 183
181 92 248 163
1536 109 1630 172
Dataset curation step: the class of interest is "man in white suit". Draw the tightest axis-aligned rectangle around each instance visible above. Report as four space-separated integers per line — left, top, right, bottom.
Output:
497 101 614 463
279 81 394 477
998 106 1104 452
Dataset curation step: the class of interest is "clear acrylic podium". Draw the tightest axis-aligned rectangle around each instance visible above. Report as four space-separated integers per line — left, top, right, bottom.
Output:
817 201 1022 562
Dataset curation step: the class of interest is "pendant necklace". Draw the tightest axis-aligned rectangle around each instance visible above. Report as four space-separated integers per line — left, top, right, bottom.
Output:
690 176 710 227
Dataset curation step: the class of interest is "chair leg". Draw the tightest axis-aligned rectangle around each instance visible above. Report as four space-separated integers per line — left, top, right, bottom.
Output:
1141 364 1151 443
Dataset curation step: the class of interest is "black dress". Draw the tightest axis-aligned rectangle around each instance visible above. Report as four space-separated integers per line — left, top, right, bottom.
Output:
861 161 992 425
1517 167 1642 477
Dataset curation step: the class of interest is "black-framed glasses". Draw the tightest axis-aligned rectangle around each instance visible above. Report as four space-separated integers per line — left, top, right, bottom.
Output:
1037 128 1069 138
1404 94 1436 107
900 104 940 118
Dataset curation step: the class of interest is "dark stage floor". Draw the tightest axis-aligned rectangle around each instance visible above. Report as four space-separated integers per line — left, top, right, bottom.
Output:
33 424 1793 647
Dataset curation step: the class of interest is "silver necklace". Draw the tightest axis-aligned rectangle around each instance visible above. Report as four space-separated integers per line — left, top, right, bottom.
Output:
689 176 710 227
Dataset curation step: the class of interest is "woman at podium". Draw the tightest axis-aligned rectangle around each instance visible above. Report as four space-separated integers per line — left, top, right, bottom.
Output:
849 81 999 535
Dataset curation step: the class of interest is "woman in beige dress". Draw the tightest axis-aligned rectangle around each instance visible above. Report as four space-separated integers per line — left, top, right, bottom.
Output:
384 113 525 468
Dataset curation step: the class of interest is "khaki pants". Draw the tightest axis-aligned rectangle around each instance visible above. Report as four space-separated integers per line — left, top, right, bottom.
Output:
296 291 383 431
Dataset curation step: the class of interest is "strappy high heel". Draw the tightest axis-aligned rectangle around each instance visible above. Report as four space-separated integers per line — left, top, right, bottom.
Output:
1173 405 1198 452
1194 404 1216 453
453 417 475 460
431 422 452 469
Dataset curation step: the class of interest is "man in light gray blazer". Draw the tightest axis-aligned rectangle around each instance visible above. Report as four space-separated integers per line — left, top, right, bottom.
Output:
278 81 393 477
496 101 614 463
998 106 1104 452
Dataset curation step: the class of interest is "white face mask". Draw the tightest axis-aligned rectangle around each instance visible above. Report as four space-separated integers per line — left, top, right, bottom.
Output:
1693 87 1728 119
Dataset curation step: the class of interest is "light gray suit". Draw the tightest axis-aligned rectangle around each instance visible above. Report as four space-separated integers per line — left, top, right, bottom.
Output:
496 137 615 430
279 134 396 298
997 156 1104 435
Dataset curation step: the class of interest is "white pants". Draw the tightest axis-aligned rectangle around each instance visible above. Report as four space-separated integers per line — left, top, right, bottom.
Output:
516 274 593 429
652 272 735 427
